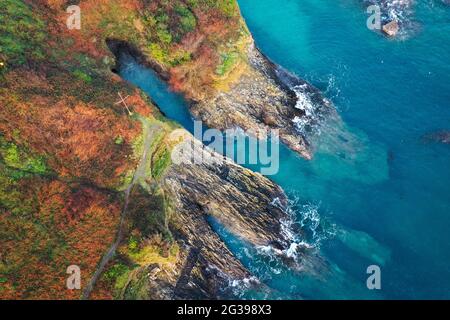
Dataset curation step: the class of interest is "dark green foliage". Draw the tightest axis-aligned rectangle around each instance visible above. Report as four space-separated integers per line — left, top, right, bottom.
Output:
0 0 47 67
128 186 171 240
104 263 130 282
174 4 197 34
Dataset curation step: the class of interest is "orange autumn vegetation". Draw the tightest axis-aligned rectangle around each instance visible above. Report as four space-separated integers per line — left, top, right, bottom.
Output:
0 0 160 299
169 43 219 100
0 178 121 299
0 66 157 188
166 2 243 100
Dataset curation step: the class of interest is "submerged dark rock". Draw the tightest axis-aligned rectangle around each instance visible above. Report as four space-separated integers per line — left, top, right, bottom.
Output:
422 131 450 145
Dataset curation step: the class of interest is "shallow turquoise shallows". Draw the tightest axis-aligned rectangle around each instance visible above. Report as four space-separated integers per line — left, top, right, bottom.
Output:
120 0 450 299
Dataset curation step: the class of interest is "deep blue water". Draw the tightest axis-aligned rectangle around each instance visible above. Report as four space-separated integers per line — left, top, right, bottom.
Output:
120 0 450 299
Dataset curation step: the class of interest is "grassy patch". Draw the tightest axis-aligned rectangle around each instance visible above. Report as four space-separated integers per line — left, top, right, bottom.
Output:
104 263 130 283
127 243 178 266
152 147 171 179
72 70 93 83
0 137 48 175
216 51 239 76
148 43 168 65
131 133 144 162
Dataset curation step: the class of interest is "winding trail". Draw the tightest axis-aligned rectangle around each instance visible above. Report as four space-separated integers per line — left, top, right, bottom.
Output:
82 118 160 299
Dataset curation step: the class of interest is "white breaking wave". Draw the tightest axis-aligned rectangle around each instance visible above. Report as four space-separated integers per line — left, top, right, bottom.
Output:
260 196 336 268
292 116 310 135
229 276 260 289
293 84 315 116
274 65 333 138
290 84 324 136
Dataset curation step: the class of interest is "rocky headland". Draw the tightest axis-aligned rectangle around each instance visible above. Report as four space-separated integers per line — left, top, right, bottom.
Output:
191 43 335 159
0 0 330 300
108 0 336 160
115 132 290 299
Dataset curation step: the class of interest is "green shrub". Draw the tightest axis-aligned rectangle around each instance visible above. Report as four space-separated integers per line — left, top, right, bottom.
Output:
73 70 92 83
142 12 157 28
175 5 197 34
156 12 169 24
168 49 191 67
186 0 200 9
152 148 171 179
217 0 238 18
149 43 168 64
114 136 124 145
105 263 130 282
157 28 172 44
128 236 140 253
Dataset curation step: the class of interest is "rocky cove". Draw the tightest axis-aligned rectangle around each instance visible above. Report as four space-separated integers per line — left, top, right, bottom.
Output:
0 0 333 299
113 0 450 297
102 30 334 298
107 37 336 160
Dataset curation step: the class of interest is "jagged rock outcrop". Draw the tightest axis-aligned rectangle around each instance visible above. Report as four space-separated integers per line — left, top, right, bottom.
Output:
383 20 399 36
119 130 290 299
191 44 334 159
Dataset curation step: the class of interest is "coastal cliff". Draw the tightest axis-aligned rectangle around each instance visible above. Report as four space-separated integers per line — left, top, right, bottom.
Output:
0 0 296 299
191 43 334 159
98 0 334 159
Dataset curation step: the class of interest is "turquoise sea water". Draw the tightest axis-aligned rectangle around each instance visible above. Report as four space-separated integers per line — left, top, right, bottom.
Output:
120 0 450 299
